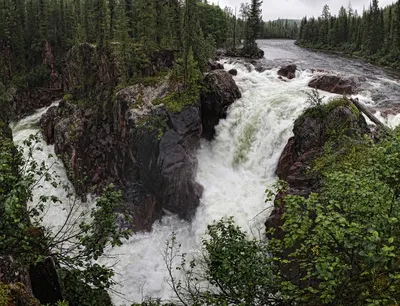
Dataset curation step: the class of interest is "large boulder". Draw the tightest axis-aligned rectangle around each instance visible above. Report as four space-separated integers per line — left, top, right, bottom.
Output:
267 98 369 236
201 70 242 140
308 74 357 95
40 80 203 230
278 64 297 79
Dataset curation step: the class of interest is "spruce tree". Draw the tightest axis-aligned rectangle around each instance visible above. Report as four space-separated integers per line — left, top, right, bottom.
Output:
243 0 262 56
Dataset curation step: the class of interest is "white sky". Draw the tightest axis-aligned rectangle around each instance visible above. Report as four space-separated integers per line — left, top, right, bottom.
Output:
210 0 396 21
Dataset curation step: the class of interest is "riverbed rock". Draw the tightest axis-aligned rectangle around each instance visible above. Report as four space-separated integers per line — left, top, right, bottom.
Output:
278 64 297 79
308 74 357 95
267 98 369 237
228 68 238 76
201 70 242 140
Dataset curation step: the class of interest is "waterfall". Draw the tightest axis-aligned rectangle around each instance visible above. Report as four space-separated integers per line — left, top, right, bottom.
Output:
11 41 400 305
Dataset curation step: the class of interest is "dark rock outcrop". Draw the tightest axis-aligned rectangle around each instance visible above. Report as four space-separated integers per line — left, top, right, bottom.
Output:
40 43 242 231
228 68 238 76
267 99 369 236
41 86 203 230
308 74 357 95
224 47 265 59
11 87 62 120
29 258 62 305
278 64 297 79
208 61 224 71
201 70 242 140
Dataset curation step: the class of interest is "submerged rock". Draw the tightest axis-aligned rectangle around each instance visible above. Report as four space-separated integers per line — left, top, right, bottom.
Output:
308 74 357 95
278 64 297 79
228 68 238 76
201 70 242 140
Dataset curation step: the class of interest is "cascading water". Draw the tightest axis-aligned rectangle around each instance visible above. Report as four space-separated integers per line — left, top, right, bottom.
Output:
11 40 400 305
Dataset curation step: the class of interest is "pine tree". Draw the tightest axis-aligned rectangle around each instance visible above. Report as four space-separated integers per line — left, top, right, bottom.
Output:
243 0 262 56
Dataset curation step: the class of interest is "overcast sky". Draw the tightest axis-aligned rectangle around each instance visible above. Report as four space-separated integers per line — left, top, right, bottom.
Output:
210 0 396 21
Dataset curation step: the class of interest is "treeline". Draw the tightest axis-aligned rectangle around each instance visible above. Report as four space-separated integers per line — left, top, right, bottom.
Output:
0 0 239 90
296 0 400 68
261 19 299 39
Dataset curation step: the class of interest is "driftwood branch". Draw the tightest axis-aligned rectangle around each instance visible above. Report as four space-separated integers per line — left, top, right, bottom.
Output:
350 98 391 133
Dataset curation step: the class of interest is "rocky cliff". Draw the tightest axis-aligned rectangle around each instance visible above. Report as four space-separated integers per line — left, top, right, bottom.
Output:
40 44 241 231
266 98 370 236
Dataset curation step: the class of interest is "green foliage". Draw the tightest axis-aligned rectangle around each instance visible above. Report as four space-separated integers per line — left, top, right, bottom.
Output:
197 2 229 47
0 132 131 304
0 282 11 306
295 97 358 130
165 219 280 305
303 88 324 106
59 268 112 306
243 0 263 56
272 133 400 305
136 114 169 140
0 82 12 123
154 49 202 113
165 117 400 305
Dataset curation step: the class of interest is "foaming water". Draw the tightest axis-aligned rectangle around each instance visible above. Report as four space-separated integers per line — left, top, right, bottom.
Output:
107 64 339 305
11 103 94 240
11 40 400 305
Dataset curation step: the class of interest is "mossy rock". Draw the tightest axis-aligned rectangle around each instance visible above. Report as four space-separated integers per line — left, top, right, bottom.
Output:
0 282 40 306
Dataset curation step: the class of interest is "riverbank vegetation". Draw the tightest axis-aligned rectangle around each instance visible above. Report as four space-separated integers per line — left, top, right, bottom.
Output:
164 99 400 306
296 0 400 68
261 19 299 39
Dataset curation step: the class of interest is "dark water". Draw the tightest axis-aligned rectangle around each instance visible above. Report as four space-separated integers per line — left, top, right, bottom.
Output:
257 39 400 108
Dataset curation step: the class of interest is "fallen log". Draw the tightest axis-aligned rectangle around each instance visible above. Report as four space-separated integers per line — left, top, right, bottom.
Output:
350 98 391 133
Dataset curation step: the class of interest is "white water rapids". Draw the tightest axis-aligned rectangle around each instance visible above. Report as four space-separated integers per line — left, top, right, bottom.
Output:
11 40 400 305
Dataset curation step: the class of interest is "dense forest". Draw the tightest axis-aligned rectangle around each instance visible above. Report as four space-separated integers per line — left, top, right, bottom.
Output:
0 0 229 89
0 0 268 101
297 0 400 68
261 19 299 39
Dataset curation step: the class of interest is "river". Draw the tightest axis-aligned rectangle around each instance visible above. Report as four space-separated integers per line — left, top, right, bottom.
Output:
11 39 400 305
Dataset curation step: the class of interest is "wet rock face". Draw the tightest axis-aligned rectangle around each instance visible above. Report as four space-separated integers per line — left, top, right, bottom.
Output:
40 85 203 231
278 64 297 79
268 101 369 236
201 70 242 140
39 43 243 231
308 74 357 95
